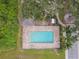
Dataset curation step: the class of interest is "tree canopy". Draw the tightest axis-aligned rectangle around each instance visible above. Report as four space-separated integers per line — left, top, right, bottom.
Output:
0 0 18 49
23 0 79 20
22 0 79 49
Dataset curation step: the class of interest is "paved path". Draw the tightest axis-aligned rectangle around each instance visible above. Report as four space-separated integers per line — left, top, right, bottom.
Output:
66 41 79 59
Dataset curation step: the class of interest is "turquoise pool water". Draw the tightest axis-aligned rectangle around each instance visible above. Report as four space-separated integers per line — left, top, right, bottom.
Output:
30 31 54 43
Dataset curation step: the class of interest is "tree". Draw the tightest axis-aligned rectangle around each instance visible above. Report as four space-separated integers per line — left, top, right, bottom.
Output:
23 0 64 20
22 0 79 49
0 0 18 49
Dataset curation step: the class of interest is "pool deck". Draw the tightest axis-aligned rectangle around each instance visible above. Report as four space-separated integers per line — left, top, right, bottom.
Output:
22 26 60 49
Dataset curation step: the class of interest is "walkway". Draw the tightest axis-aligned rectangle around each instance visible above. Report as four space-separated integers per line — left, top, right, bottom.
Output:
66 41 79 59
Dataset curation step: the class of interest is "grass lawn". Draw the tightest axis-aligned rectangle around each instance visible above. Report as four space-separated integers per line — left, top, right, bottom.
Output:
0 49 65 59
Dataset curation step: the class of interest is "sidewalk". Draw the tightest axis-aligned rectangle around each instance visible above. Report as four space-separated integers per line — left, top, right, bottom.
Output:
65 41 79 59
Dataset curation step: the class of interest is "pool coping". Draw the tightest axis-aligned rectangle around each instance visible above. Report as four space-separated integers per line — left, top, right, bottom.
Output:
22 26 60 49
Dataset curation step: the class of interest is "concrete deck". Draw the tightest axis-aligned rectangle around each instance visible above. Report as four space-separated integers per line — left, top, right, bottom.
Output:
22 26 60 49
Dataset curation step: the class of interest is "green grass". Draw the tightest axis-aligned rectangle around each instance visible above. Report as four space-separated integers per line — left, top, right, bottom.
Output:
0 49 65 59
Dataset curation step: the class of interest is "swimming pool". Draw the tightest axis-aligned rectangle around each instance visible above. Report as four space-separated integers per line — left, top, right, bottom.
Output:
30 31 54 43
